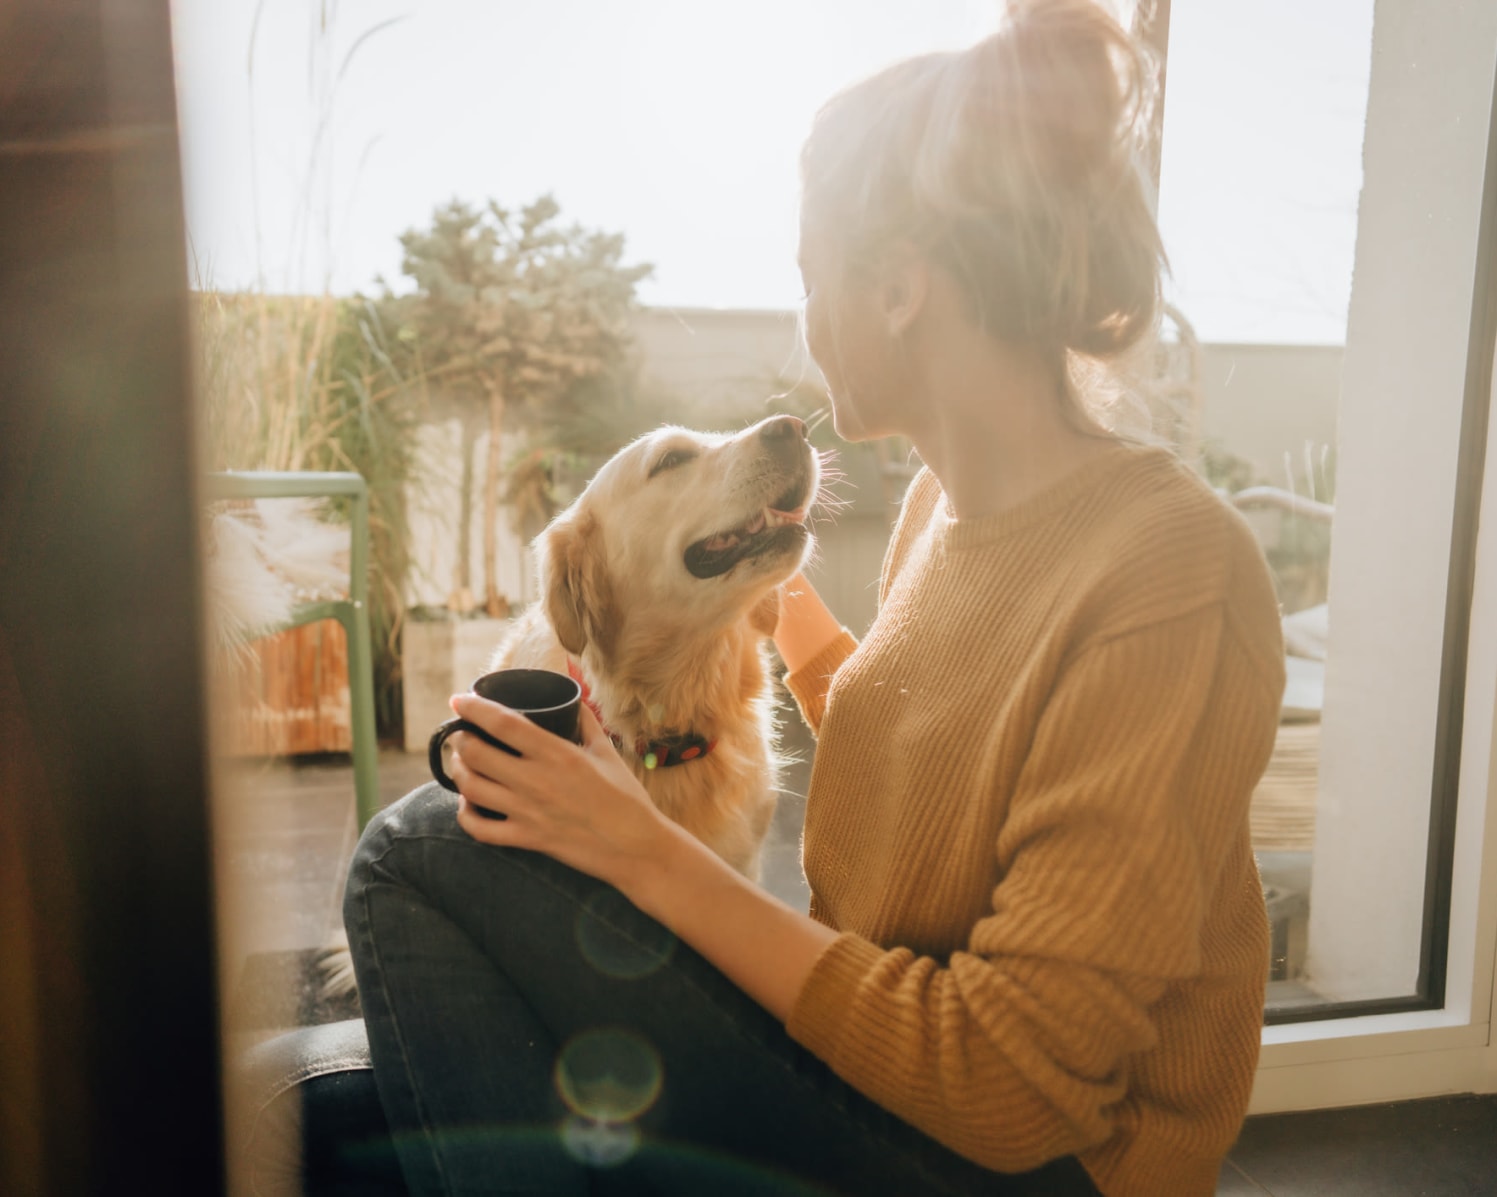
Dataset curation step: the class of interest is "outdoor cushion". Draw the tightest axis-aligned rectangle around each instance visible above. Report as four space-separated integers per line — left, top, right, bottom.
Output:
237 1019 406 1196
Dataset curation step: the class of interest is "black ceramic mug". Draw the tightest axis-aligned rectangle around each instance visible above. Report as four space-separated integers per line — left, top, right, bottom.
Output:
428 668 584 818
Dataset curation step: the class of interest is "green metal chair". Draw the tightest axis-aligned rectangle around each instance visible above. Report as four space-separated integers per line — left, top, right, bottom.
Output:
206 471 381 830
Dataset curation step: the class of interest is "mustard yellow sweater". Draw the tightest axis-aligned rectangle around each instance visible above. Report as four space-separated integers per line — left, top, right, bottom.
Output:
784 444 1283 1197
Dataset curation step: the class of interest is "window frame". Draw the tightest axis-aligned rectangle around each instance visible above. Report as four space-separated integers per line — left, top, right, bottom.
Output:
1193 0 1497 1109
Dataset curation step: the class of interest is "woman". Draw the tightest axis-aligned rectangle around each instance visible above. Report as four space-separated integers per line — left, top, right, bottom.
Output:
344 2 1284 1193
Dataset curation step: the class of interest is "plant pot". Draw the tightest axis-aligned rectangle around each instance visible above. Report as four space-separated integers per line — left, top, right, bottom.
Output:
401 615 515 752
223 622 352 757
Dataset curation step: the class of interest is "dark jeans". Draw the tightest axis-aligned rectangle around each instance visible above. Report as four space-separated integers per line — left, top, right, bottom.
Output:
344 785 1101 1196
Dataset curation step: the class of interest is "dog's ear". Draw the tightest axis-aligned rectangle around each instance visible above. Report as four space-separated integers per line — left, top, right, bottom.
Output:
748 587 781 638
542 512 615 658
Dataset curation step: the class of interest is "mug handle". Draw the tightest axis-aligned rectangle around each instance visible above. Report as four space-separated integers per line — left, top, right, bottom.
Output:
428 718 515 818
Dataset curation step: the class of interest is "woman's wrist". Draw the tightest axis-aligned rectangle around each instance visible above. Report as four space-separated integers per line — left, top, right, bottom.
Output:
774 573 844 674
614 811 769 939
615 816 707 920
611 811 839 1024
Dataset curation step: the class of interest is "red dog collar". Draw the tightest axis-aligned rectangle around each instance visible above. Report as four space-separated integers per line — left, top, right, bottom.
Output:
567 659 716 769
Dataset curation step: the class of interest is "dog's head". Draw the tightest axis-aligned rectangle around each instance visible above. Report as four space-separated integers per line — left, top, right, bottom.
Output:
539 415 819 661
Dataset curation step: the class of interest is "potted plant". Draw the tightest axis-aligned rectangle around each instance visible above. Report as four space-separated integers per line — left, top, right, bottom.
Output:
385 195 650 748
197 289 421 751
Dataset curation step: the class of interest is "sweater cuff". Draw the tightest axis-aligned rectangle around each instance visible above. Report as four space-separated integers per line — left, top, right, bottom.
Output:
785 932 887 1063
783 629 857 734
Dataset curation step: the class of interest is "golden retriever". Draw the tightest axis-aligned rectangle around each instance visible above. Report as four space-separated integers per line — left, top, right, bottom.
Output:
489 412 820 878
321 415 818 999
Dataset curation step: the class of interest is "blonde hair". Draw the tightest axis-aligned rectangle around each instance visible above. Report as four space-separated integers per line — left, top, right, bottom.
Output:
800 0 1165 381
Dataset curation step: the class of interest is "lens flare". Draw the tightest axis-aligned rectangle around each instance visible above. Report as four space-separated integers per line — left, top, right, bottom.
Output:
554 1027 663 1123
559 1114 640 1167
575 888 676 979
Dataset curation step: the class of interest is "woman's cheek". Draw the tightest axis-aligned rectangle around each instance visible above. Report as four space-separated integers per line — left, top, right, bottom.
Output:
802 297 833 380
804 300 862 440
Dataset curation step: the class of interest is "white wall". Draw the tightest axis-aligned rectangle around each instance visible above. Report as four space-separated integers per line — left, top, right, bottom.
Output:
405 420 535 611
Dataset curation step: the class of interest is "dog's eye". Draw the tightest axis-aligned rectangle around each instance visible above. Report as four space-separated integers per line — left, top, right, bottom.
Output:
649 448 697 479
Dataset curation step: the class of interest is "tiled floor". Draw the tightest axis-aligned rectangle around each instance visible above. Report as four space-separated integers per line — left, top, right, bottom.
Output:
218 706 1497 1196
1218 1095 1497 1195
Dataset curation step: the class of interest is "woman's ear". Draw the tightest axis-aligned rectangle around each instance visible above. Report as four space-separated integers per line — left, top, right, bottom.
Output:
879 243 929 337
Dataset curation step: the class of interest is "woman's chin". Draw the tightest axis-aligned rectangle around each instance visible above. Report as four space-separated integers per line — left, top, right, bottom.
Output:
829 400 870 444
831 402 901 446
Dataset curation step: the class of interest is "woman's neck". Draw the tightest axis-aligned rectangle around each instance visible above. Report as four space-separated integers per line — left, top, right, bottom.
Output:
903 336 1113 521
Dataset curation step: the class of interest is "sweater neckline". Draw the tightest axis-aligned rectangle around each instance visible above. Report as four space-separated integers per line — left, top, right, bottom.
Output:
934 440 1165 549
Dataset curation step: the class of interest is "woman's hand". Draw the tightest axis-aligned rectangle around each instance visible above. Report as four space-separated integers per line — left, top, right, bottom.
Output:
446 690 839 1025
447 693 670 893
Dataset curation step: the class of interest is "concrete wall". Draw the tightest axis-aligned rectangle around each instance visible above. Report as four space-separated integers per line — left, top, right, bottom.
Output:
1197 342 1343 489
629 308 1346 628
406 306 1345 632
632 306 817 410
635 306 1345 483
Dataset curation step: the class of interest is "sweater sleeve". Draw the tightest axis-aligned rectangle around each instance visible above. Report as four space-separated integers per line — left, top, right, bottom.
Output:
786 605 1283 1173
783 629 858 735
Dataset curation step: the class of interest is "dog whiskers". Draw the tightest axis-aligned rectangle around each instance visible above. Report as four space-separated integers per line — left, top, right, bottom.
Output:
805 407 836 436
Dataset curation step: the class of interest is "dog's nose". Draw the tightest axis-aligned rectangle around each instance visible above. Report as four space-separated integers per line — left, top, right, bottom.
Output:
761 415 807 443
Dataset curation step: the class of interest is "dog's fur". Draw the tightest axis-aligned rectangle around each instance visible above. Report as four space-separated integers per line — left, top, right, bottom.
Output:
320 416 818 997
489 414 820 878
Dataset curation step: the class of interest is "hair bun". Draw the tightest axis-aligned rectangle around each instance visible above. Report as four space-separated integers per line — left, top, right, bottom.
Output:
975 0 1158 190
800 0 1166 363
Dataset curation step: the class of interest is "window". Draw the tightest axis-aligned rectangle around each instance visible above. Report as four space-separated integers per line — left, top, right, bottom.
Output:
173 0 1497 1118
1186 0 1497 1107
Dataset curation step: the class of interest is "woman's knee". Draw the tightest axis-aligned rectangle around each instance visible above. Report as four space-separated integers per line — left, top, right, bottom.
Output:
365 781 462 844
344 784 598 923
344 784 464 914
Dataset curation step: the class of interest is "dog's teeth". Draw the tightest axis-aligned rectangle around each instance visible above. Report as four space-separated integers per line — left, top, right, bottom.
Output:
746 511 766 535
704 532 739 552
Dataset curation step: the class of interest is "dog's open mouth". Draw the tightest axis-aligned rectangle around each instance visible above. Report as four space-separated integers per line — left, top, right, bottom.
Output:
683 480 812 580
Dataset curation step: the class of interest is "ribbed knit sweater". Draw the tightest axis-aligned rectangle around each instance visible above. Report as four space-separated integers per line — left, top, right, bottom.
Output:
783 443 1284 1197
